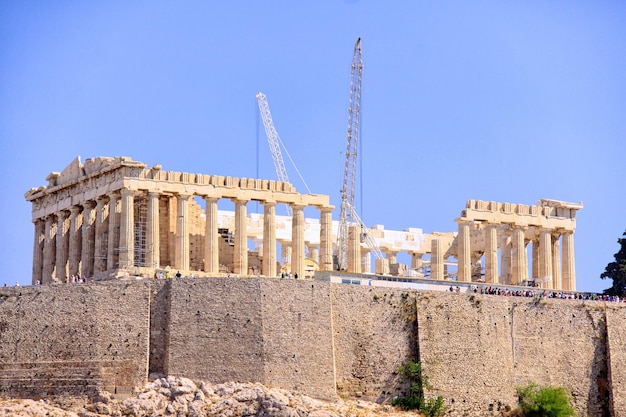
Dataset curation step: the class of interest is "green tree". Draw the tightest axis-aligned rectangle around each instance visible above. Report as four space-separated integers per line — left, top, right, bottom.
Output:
516 383 575 417
601 230 626 297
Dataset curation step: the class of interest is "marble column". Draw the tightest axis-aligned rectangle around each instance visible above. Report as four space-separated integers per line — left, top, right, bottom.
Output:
55 210 70 282
361 249 371 274
204 197 219 274
107 192 120 270
175 194 191 271
146 191 160 269
431 238 444 280
456 221 471 282
499 233 512 285
42 215 57 284
291 204 305 279
119 189 135 269
262 202 277 277
281 242 292 267
538 229 553 289
68 205 83 278
347 223 361 274
81 200 97 278
484 224 498 284
411 252 424 272
93 197 109 274
511 226 526 285
319 207 333 272
562 231 576 291
308 245 319 263
233 198 248 275
385 250 398 265
531 240 540 287
32 219 45 285
552 236 562 290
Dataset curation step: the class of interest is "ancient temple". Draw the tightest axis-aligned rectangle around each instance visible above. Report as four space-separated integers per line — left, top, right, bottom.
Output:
25 156 582 290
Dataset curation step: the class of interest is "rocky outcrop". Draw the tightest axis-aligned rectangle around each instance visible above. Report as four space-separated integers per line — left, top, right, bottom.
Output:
0 377 418 417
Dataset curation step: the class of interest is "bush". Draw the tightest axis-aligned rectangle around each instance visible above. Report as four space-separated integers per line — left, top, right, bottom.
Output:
516 383 576 417
392 360 444 417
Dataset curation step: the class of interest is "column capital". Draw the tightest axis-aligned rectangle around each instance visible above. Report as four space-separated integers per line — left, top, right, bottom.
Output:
203 195 219 203
83 200 97 210
96 195 109 204
120 188 134 198
147 190 161 198
56 210 70 220
70 205 82 215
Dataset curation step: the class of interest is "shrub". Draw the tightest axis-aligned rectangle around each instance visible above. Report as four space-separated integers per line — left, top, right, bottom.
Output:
516 383 576 417
392 360 444 417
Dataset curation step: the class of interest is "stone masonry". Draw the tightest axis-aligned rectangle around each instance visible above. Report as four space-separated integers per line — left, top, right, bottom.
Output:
0 278 625 416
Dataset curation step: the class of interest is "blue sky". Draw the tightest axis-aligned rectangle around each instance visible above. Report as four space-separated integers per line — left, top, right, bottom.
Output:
1 1 624 292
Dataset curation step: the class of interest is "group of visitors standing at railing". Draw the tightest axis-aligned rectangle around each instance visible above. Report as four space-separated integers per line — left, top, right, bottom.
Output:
470 285 625 302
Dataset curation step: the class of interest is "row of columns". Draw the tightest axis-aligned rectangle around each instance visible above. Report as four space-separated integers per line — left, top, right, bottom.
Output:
453 221 576 290
33 189 335 284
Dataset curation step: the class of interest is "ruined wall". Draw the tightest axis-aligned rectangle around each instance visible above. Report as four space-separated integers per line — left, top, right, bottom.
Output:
0 281 151 397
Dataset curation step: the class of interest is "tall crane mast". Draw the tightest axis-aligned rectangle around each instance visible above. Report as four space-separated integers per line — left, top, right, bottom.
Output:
337 38 363 271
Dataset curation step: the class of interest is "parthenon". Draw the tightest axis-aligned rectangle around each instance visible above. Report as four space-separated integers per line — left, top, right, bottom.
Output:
25 156 582 290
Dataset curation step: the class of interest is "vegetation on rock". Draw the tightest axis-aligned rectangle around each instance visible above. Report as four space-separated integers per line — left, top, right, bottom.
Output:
601 230 626 296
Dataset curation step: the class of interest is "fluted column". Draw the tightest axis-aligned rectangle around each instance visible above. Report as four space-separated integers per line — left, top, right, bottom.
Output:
411 252 424 271
119 189 135 269
456 220 471 282
81 200 97 278
511 226 526 285
538 229 553 289
431 238 444 280
55 210 70 282
291 204 305 279
233 198 248 275
107 192 120 270
68 205 83 278
562 231 576 291
319 207 333 272
499 232 512 285
281 242 292 266
361 249 371 274
484 224 498 284
347 223 361 274
532 240 540 286
385 250 398 265
42 215 57 284
32 219 45 285
93 197 109 274
175 194 191 271
204 197 219 274
262 202 277 277
552 236 562 290
146 191 160 269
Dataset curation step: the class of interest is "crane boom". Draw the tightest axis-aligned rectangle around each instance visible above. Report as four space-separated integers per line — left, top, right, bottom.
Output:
347 202 384 261
256 92 290 185
337 38 363 271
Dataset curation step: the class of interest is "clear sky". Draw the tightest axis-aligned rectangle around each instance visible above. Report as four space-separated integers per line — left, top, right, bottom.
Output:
1 1 624 292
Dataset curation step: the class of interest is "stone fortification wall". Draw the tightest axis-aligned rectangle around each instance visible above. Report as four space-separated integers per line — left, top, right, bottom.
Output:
330 285 414 402
415 292 611 416
164 278 336 400
1 278 626 416
606 307 626 415
0 281 151 397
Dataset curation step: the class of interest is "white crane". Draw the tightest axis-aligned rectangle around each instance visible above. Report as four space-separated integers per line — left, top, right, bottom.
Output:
337 38 383 271
256 92 311 217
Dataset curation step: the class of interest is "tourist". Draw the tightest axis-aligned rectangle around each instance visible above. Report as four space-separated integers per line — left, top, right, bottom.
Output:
176 271 182 278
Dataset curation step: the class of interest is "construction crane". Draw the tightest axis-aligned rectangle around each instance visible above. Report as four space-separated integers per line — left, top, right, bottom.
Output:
336 38 384 272
337 37 363 271
256 92 311 217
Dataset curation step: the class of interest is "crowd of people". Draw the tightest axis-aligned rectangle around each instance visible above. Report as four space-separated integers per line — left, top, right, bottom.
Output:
452 284 626 302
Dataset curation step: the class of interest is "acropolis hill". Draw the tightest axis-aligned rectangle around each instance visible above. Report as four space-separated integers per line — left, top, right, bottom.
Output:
2 155 623 416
